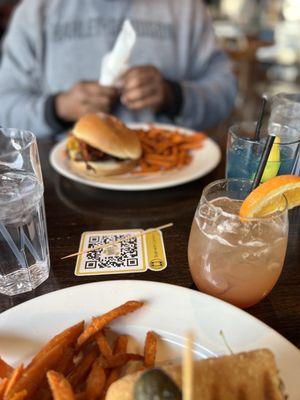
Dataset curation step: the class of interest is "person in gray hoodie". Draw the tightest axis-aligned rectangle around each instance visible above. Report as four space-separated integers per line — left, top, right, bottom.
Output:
0 0 236 137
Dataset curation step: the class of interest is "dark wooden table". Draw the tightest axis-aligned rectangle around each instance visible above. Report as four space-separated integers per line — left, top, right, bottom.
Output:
0 129 299 348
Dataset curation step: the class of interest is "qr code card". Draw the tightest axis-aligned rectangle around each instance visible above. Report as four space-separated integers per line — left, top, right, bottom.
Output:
75 229 167 276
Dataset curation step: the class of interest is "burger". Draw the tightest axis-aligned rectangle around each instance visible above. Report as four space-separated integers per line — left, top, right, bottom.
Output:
66 114 142 177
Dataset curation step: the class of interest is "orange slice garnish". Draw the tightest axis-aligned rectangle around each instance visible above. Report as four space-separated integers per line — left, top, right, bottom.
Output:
239 175 300 218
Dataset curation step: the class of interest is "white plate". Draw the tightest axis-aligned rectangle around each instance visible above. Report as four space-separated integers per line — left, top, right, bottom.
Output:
0 280 299 398
50 123 221 191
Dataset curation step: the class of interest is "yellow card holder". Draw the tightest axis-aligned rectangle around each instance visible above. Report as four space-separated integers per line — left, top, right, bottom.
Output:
75 229 167 276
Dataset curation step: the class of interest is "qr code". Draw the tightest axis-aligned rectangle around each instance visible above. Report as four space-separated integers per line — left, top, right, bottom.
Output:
84 234 139 270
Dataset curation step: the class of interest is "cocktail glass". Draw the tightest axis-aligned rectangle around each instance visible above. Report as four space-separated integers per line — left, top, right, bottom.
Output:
188 178 288 308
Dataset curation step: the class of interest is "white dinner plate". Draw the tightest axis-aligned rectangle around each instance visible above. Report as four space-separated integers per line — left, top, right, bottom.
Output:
49 123 221 191
0 280 299 398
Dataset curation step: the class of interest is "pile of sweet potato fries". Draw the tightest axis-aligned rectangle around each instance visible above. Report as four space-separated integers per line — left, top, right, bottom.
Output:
0 301 157 400
133 126 206 174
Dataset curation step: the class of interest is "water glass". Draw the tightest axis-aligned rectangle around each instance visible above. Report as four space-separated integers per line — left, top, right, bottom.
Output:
188 179 288 308
269 92 300 134
0 128 50 295
226 121 300 179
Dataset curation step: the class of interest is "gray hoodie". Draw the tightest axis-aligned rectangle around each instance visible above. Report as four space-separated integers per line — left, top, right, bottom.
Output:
0 0 236 137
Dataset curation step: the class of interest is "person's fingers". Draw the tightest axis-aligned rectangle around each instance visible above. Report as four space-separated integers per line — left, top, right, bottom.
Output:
121 67 159 92
121 65 156 82
122 84 157 105
80 82 118 98
99 86 118 98
83 95 112 111
125 93 162 111
79 101 110 116
125 74 158 92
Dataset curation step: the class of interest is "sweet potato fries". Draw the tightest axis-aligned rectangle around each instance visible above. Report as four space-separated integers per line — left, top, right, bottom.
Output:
133 126 206 174
0 301 157 400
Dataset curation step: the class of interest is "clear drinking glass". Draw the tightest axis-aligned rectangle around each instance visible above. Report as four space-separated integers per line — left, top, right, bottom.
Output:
188 179 288 308
0 128 50 295
226 121 300 179
269 93 300 134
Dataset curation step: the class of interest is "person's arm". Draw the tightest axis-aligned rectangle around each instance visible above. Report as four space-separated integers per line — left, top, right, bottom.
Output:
174 1 237 130
0 0 52 136
0 0 60 137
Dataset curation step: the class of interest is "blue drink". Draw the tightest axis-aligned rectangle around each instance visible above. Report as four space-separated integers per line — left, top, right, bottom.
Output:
226 122 300 180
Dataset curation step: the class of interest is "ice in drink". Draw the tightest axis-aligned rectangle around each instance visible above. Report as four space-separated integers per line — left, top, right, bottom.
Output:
188 197 288 308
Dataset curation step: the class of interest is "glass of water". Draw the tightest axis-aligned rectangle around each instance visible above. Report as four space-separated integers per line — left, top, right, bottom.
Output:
0 128 50 295
269 93 300 134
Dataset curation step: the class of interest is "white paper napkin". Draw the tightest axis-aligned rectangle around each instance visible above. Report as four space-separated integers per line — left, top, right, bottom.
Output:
99 20 136 87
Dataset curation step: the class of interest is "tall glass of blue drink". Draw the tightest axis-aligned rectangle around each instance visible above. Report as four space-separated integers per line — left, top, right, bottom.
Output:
226 122 300 180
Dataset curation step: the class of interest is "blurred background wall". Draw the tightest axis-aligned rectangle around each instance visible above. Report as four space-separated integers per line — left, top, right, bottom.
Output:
208 0 300 121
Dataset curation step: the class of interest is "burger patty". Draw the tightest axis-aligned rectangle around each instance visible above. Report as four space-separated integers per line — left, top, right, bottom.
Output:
68 134 122 162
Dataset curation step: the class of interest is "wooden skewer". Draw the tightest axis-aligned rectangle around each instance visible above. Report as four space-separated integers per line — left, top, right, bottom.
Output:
220 330 234 355
61 223 173 260
183 332 194 400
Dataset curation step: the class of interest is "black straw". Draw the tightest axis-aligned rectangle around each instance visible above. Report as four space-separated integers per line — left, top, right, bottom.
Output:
254 95 268 141
251 135 275 190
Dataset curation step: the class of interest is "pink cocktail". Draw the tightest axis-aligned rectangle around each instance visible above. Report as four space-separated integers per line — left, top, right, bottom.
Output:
188 179 288 308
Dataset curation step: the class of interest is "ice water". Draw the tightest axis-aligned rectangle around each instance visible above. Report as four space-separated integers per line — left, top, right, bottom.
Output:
188 197 288 308
0 172 50 295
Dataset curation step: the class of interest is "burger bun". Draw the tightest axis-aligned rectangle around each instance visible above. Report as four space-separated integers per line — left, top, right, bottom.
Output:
68 158 137 179
73 114 142 160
